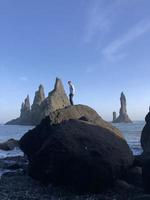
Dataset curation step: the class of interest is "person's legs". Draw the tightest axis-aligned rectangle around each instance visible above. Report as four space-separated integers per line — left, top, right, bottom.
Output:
69 94 74 105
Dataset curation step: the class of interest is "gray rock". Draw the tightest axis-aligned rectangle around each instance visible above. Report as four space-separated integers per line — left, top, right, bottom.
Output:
31 84 45 109
6 78 70 125
30 84 46 125
39 78 70 119
20 95 31 119
113 92 132 123
0 139 19 151
113 111 117 122
48 105 121 136
5 95 31 125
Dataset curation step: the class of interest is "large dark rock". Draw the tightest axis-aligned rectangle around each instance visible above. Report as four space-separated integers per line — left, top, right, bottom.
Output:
142 159 150 193
19 105 133 192
19 105 122 158
140 112 150 193
113 92 132 123
6 78 70 125
141 111 150 155
123 166 142 188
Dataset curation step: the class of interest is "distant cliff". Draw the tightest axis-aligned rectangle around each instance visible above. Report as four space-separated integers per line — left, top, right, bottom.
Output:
112 92 132 123
6 78 70 125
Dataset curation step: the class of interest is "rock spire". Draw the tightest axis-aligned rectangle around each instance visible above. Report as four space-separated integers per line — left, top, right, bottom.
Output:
113 112 117 122
31 84 45 110
113 92 132 123
20 95 30 119
6 78 70 125
39 78 70 118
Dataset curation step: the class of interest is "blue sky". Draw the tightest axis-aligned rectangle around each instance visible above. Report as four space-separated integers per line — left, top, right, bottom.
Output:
0 0 150 123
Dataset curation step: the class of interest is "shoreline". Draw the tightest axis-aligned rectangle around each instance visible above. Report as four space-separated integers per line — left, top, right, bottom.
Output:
0 155 146 200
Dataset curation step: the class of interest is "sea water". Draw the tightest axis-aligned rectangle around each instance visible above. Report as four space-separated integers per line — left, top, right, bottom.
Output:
112 121 145 155
0 121 145 158
0 125 34 158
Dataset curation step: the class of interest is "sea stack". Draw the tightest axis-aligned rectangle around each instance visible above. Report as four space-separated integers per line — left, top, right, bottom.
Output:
20 95 30 120
45 77 70 113
30 84 46 125
113 92 132 123
39 77 70 118
31 84 45 110
113 112 117 122
6 78 70 125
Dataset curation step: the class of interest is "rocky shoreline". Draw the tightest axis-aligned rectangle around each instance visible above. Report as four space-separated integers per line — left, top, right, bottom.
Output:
0 155 148 200
0 135 149 199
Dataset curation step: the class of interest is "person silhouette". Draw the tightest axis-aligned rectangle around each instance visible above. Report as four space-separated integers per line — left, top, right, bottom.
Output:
68 81 75 105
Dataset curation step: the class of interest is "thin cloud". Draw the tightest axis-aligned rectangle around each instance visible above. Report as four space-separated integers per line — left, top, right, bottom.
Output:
102 19 150 61
85 0 120 43
19 76 28 81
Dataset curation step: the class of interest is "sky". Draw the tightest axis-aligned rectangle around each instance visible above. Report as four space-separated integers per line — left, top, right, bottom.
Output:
0 0 150 123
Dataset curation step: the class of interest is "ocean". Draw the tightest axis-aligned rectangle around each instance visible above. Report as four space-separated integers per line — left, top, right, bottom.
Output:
0 125 34 158
112 121 145 155
0 121 145 158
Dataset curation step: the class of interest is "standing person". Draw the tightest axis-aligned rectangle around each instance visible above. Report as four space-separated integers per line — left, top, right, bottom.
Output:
68 81 75 105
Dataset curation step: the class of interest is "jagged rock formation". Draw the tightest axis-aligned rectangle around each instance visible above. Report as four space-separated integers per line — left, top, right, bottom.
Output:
6 95 31 125
20 105 133 192
113 111 117 122
39 78 70 118
20 95 30 119
31 85 45 110
6 78 70 125
30 85 45 125
113 92 132 123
